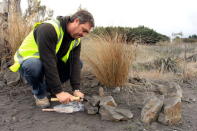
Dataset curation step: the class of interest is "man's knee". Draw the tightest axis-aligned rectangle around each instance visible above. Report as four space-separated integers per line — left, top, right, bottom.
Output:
21 58 43 77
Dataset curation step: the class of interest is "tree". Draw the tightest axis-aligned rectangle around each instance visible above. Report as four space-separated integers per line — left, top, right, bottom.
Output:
8 0 22 16
24 0 53 23
0 0 53 63
189 34 197 39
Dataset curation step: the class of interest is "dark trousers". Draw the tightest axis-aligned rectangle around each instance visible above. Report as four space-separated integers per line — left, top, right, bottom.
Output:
19 58 71 99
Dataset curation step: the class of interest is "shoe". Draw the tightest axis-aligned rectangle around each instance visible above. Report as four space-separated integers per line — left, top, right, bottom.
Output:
34 95 50 108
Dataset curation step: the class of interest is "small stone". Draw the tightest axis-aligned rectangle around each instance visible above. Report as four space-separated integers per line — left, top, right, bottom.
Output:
189 98 196 102
84 102 99 115
157 84 168 95
91 82 99 87
151 82 182 99
99 87 104 97
83 95 92 102
3 71 20 86
99 105 124 121
167 82 182 98
163 97 182 125
115 108 133 120
89 95 101 107
112 87 120 93
100 96 117 107
12 116 18 122
141 95 164 124
192 98 196 102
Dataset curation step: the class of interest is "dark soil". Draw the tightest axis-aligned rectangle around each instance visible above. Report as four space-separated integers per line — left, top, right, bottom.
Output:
0 71 197 131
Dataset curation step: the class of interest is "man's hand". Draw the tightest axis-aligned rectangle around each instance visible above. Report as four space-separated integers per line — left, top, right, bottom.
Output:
73 90 84 99
56 91 75 104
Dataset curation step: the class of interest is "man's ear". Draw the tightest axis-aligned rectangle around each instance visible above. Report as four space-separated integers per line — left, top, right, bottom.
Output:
74 18 80 24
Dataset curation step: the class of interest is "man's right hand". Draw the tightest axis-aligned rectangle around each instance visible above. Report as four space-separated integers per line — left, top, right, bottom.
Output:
55 91 75 104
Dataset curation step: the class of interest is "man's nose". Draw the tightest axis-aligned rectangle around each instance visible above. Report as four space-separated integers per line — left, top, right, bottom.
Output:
78 33 84 37
79 33 86 37
82 32 88 37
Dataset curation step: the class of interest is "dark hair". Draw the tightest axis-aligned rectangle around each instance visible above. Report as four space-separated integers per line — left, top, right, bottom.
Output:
70 9 95 28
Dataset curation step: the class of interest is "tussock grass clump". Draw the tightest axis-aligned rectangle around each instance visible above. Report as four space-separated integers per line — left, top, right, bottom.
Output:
83 34 134 87
0 12 31 65
7 13 31 56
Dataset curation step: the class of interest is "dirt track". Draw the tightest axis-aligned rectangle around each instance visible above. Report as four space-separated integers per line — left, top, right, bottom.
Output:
0 86 132 131
0 72 197 131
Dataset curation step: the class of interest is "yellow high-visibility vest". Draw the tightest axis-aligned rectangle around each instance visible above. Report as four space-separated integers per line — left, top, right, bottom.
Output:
9 19 80 72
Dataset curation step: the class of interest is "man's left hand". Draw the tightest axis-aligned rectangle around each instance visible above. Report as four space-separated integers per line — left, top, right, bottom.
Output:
73 90 84 99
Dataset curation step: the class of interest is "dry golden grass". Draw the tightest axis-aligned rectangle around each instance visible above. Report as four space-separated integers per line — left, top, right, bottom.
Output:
81 35 197 84
0 12 32 68
134 45 161 63
133 70 175 80
7 13 31 56
82 34 134 87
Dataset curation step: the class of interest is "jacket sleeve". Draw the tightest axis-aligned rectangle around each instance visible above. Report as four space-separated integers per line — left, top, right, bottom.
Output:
70 43 81 91
34 23 63 94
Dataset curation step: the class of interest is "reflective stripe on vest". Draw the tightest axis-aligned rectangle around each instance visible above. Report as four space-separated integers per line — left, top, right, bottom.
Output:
61 39 80 62
9 19 80 72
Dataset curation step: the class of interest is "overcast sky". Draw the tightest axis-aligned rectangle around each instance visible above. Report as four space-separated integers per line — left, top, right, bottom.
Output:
21 0 197 37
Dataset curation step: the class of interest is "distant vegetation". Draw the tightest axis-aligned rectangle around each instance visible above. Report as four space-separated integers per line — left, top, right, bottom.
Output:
172 34 197 43
182 34 197 43
92 26 170 44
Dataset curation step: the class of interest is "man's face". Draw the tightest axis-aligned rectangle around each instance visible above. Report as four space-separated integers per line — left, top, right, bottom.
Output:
69 18 92 39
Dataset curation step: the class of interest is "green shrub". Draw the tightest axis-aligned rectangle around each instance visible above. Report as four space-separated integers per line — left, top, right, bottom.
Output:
92 26 170 44
183 38 197 43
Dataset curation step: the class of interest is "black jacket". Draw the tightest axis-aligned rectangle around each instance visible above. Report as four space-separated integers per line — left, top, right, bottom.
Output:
33 16 81 94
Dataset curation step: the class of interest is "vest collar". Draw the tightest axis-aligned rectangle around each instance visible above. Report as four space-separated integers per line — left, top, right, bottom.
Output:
57 16 74 41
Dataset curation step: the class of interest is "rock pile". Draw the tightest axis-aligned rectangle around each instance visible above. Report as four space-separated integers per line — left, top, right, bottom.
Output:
84 87 133 121
141 82 182 125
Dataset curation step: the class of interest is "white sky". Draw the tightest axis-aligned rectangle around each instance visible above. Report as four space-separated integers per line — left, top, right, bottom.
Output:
20 0 197 37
